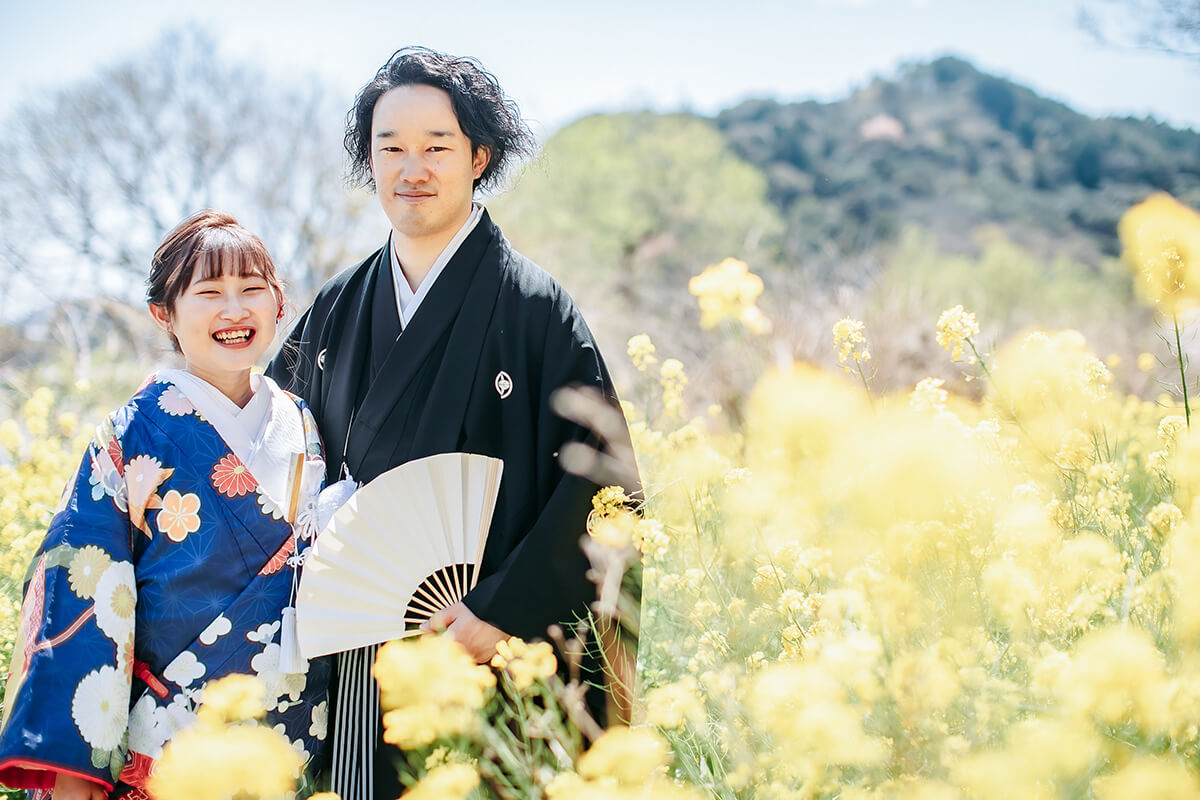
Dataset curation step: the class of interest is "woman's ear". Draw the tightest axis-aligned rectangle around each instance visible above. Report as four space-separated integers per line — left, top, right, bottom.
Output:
148 303 172 333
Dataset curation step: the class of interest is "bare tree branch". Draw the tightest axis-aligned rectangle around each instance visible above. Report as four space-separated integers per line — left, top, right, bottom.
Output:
1079 0 1200 60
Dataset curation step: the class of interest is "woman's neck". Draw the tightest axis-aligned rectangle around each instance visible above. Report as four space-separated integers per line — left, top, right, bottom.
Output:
185 366 254 408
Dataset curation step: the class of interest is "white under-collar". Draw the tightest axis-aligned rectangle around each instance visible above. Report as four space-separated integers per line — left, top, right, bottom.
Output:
156 369 306 509
390 203 483 328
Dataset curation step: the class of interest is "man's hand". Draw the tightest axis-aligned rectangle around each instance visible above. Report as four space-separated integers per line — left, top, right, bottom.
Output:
53 773 107 800
421 601 509 663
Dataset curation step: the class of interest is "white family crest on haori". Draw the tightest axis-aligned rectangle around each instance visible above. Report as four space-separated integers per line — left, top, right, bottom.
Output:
495 370 513 399
295 452 504 658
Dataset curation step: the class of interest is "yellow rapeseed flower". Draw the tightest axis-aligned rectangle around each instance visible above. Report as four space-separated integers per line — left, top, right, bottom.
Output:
1146 502 1183 540
400 764 479 800
626 334 658 372
196 673 267 727
1056 626 1169 730
935 305 979 362
374 634 495 749
147 723 303 800
645 676 704 730
831 318 869 365
577 726 670 785
1094 755 1200 799
0 420 22 455
659 359 688 418
909 377 948 413
1119 192 1200 315
1137 351 1157 372
491 636 558 690
688 257 770 334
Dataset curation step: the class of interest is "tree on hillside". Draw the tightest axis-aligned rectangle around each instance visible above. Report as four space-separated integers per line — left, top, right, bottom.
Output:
0 27 376 317
492 112 782 307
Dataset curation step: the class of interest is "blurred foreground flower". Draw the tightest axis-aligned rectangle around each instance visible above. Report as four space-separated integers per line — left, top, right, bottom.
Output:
688 257 771 334
147 675 301 800
1120 192 1200 316
374 634 496 748
400 763 479 800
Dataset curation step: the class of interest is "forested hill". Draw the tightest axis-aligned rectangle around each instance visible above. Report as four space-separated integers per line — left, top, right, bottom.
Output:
714 56 1200 262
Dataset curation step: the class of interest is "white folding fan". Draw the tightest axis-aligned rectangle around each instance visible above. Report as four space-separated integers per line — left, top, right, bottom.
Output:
295 452 504 659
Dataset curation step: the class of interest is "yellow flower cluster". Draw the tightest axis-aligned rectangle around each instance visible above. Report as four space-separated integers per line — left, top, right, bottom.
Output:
935 304 980 362
374 634 496 749
547 727 702 800
1120 192 1200 315
626 333 658 372
148 674 301 800
195 672 267 726
687 257 770 334
832 318 870 365
644 676 704 730
491 636 558 690
659 358 688 418
400 763 479 800
0 388 90 676
634 297 1200 797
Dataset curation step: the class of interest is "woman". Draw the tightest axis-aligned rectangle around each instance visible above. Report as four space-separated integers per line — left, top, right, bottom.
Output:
0 211 331 798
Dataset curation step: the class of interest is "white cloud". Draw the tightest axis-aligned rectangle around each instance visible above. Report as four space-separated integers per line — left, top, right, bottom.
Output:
199 614 232 645
247 620 280 645
162 651 205 688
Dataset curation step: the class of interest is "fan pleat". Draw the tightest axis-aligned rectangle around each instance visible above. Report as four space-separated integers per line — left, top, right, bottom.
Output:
296 452 504 659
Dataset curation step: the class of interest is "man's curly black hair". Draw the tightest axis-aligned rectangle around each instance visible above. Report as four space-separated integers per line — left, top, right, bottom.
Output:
345 47 535 192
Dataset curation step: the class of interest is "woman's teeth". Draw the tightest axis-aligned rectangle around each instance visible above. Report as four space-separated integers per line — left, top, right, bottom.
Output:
214 329 253 343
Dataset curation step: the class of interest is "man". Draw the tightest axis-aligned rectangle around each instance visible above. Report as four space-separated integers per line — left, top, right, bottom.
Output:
267 48 636 798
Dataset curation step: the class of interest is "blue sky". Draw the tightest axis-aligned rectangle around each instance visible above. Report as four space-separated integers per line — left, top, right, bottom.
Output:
0 0 1197 136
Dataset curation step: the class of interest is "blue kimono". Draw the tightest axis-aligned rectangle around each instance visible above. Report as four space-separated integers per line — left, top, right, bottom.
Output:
0 374 332 795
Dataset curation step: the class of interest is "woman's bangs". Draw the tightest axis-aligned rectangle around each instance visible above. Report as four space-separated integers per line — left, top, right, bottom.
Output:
191 231 274 283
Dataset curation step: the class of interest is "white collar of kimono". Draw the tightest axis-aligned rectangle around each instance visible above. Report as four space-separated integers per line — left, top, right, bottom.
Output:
390 202 483 328
156 368 304 509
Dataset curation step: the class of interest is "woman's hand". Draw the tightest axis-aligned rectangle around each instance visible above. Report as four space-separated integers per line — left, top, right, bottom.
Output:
53 772 108 800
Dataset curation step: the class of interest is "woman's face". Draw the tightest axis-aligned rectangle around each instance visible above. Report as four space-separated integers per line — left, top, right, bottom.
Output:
152 267 279 392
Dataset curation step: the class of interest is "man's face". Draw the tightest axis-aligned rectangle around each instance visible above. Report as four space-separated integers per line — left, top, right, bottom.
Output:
370 84 489 246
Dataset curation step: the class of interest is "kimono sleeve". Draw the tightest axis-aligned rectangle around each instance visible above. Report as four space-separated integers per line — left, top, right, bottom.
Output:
464 305 637 642
0 414 139 792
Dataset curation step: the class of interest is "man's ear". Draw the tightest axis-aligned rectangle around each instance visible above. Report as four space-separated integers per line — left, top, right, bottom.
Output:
472 145 491 181
148 303 172 332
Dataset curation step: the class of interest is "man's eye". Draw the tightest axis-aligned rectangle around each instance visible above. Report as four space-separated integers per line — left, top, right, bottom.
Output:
428 146 447 153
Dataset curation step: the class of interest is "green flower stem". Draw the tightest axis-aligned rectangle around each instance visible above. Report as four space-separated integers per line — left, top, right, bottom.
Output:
1175 314 1190 430
853 357 876 415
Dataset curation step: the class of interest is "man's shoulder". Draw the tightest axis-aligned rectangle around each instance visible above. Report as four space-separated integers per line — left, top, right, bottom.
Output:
494 238 579 319
309 246 384 311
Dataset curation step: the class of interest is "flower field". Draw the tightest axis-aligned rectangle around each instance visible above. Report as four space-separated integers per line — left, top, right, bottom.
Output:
4 193 1200 797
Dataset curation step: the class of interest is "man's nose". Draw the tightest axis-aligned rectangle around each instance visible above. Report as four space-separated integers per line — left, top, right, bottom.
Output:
399 154 431 182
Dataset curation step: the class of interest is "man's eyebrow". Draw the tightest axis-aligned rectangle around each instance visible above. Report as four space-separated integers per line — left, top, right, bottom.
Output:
374 129 457 139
